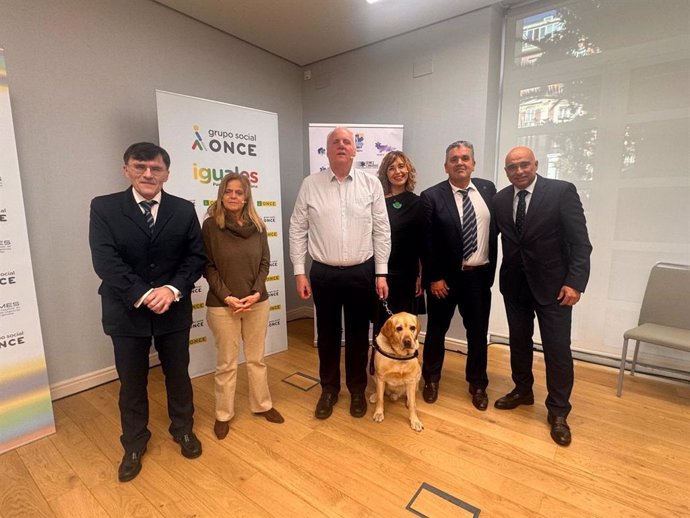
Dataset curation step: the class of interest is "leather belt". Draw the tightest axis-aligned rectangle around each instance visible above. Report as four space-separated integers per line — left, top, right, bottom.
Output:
461 263 489 271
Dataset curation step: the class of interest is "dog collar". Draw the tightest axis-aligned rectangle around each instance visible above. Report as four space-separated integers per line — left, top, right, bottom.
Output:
371 341 419 361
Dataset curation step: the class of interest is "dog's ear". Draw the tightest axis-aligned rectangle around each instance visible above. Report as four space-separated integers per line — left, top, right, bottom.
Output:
414 315 421 339
381 316 396 341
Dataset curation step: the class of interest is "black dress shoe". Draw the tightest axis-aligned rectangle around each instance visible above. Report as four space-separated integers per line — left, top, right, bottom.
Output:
469 386 489 411
494 389 534 410
350 393 367 418
547 413 572 447
422 382 439 404
174 432 202 459
118 447 146 482
315 392 338 420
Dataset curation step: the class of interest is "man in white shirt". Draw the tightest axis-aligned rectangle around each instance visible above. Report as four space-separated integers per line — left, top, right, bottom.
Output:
290 127 390 420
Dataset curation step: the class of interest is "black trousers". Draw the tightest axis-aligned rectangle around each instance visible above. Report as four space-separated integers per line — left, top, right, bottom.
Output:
422 266 492 389
111 328 194 452
310 259 375 395
503 270 574 417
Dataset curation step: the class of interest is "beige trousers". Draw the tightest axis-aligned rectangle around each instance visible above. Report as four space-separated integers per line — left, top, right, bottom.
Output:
206 299 272 422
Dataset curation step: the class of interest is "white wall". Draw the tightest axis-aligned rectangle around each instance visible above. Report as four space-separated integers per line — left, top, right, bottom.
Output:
0 0 304 391
300 5 505 345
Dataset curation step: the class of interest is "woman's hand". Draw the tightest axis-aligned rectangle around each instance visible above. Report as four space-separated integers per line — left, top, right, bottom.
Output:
226 292 261 313
224 296 244 312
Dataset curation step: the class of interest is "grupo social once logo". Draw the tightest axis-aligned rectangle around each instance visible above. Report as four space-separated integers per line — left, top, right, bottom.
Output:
191 125 257 156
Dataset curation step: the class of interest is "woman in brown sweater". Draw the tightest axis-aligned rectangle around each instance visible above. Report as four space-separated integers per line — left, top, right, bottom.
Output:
202 173 283 440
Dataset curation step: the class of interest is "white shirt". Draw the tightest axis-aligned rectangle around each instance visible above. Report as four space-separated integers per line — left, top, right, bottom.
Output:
290 167 391 275
512 175 538 221
450 180 491 267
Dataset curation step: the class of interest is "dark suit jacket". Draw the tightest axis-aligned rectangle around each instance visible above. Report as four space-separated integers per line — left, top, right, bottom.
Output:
89 188 205 337
493 175 592 306
420 177 498 288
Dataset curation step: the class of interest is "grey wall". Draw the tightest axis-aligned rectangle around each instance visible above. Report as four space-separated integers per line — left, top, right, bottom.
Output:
0 0 304 388
1 0 505 392
300 6 505 341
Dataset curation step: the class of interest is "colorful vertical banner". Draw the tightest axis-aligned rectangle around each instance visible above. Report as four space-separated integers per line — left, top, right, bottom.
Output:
156 90 287 377
0 48 55 454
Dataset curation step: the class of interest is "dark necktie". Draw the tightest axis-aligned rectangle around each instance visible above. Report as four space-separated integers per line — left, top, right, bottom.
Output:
140 200 157 232
460 189 477 260
515 190 528 235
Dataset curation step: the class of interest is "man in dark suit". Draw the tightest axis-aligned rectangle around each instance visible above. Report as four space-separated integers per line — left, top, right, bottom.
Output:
89 142 206 481
493 146 592 447
420 140 497 410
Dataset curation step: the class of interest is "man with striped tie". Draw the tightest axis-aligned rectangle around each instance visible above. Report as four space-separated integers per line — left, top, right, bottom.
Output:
89 142 206 481
420 140 497 411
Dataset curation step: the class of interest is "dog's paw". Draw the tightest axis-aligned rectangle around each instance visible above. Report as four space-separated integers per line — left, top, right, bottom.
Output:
373 411 384 423
410 419 424 432
388 393 400 402
369 393 377 404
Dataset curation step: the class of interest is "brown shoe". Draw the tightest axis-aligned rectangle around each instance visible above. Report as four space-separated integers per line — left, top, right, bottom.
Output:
214 420 230 440
255 408 285 424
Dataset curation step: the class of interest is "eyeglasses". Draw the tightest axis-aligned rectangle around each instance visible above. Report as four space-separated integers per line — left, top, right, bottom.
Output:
127 163 167 175
505 161 532 173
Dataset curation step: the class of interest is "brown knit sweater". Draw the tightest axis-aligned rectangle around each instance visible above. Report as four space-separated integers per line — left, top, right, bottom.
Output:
202 217 269 307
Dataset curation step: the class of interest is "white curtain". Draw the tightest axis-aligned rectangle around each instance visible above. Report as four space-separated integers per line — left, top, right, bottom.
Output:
491 0 690 371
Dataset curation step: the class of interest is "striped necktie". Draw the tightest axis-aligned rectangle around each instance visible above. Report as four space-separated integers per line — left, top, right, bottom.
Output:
140 200 157 232
515 190 528 235
460 189 477 260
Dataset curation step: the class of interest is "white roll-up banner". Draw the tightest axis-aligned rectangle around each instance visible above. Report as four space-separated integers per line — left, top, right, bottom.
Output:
157 90 287 377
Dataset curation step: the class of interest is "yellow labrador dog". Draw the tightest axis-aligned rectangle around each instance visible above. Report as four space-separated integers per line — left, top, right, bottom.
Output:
369 312 423 432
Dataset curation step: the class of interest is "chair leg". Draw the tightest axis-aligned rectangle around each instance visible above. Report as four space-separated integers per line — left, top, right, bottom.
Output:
630 340 641 376
616 338 630 397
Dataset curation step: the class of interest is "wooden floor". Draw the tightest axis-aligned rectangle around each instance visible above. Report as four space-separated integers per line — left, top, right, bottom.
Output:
2 318 689 518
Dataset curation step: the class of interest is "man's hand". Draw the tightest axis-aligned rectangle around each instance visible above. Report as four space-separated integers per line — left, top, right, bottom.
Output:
144 286 175 314
376 277 388 300
557 285 581 306
430 279 449 299
295 274 312 300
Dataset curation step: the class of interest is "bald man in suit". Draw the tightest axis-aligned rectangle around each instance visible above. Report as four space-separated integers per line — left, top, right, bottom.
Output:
493 146 592 446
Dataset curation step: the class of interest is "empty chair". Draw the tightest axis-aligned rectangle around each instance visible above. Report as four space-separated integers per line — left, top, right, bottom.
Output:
616 262 690 396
